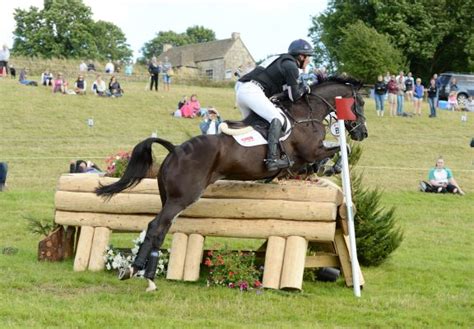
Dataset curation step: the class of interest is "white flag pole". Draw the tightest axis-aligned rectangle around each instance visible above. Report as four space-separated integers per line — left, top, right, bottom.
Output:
335 96 361 297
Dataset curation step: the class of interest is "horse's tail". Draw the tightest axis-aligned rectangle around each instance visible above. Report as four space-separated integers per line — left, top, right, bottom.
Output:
95 137 175 198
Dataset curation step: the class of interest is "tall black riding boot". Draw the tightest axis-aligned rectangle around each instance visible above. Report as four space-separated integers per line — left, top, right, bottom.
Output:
265 119 290 171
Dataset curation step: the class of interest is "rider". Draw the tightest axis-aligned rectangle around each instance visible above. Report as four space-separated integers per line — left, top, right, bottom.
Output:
236 39 313 171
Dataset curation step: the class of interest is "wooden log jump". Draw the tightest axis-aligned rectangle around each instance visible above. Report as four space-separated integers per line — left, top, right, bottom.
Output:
54 174 364 290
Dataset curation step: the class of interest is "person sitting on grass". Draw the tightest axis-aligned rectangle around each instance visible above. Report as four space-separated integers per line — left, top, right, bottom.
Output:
74 75 87 95
420 157 465 195
180 94 201 118
106 75 123 97
18 68 37 86
199 107 222 135
91 74 107 96
52 73 66 94
69 160 103 174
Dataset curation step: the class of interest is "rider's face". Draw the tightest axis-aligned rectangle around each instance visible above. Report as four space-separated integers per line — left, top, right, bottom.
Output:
299 55 310 69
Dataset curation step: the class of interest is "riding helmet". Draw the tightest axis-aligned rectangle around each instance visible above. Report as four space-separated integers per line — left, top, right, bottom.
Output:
288 39 313 56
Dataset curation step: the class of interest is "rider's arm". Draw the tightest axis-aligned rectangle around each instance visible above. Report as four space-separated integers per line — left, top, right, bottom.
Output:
281 60 309 102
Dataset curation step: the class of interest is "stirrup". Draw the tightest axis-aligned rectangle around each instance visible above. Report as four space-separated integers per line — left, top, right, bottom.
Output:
265 157 291 171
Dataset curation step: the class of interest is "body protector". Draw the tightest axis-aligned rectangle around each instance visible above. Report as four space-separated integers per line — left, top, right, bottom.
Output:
239 54 309 102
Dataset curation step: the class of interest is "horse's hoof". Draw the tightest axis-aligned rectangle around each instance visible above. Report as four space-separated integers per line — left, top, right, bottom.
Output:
118 266 134 281
145 279 157 292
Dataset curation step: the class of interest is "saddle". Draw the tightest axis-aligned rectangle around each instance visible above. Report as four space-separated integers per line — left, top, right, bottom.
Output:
219 109 291 145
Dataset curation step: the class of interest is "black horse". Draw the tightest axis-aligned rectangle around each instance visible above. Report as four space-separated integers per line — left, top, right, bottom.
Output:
96 76 368 291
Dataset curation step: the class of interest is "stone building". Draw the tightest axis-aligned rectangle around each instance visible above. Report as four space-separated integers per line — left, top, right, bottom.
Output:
157 32 255 81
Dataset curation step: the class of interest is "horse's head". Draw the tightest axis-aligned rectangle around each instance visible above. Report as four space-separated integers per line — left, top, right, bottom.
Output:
308 76 368 141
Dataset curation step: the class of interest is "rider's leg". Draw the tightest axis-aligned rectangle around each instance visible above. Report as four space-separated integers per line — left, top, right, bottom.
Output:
265 118 290 171
236 82 289 171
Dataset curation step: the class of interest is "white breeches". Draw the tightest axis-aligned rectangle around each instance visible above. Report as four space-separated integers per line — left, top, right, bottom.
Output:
236 82 285 125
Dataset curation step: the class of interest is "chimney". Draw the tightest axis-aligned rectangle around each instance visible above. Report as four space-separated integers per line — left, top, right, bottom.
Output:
231 32 240 40
163 43 172 52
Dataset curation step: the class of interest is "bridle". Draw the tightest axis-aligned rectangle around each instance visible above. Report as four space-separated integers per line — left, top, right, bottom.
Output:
281 83 364 135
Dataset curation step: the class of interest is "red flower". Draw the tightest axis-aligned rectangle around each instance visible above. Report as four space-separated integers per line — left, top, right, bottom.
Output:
204 258 213 267
254 280 262 288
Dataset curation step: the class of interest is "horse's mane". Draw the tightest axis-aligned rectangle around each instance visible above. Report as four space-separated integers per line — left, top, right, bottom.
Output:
315 75 363 90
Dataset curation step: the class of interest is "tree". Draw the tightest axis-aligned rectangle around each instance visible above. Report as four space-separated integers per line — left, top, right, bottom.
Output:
92 21 133 61
12 0 132 61
337 143 403 266
310 0 474 80
140 26 216 62
186 25 216 43
338 21 405 82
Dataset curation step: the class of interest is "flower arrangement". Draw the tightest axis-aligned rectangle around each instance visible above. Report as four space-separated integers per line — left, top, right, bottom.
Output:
105 150 131 177
204 248 263 291
104 230 169 277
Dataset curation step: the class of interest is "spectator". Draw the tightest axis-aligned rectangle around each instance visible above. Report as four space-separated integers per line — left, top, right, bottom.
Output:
105 60 114 74
427 79 438 118
420 157 464 195
181 94 201 118
74 75 87 95
199 107 222 135
413 78 424 116
405 72 414 107
0 162 7 192
449 77 458 93
9 65 16 79
41 69 54 86
107 75 123 97
178 95 188 110
19 68 37 86
79 60 87 72
148 57 161 91
52 73 66 94
69 160 103 174
383 71 391 84
91 74 107 96
0 44 10 77
387 75 398 117
374 74 387 117
396 75 406 116
124 62 133 76
448 91 458 111
162 56 173 91
87 60 96 72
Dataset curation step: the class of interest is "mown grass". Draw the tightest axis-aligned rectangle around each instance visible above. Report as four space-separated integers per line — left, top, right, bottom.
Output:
1 76 473 328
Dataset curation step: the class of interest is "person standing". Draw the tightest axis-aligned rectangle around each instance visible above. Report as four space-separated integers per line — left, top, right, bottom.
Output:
413 78 424 116
105 60 114 74
374 75 387 117
162 56 172 91
396 75 406 116
148 57 161 91
405 72 415 111
0 44 10 77
427 79 438 118
387 76 398 116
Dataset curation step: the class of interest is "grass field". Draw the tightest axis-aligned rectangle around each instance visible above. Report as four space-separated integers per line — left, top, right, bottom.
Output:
1 76 473 328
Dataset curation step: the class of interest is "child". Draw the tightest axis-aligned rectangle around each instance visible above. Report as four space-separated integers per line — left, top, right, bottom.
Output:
413 78 424 116
448 91 458 111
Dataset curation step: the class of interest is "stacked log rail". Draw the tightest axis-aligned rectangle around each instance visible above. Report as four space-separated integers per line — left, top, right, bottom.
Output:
54 174 363 290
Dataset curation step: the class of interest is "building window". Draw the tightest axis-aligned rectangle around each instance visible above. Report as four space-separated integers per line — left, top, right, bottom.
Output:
205 69 213 80
225 69 232 80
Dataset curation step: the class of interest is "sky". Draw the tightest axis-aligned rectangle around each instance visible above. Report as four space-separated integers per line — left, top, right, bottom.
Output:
2 0 328 61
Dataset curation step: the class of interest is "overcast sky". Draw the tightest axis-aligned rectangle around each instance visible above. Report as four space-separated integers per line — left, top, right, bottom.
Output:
2 0 328 61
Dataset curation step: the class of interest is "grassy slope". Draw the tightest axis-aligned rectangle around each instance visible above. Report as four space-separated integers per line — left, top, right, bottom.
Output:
0 77 473 328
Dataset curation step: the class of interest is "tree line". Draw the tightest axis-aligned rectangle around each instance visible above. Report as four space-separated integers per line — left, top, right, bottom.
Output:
12 0 215 63
309 0 474 82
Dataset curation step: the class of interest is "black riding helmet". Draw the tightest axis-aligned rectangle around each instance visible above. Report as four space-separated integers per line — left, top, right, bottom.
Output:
288 39 314 56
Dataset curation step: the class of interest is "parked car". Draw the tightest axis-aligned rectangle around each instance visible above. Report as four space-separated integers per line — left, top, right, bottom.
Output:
438 72 474 105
